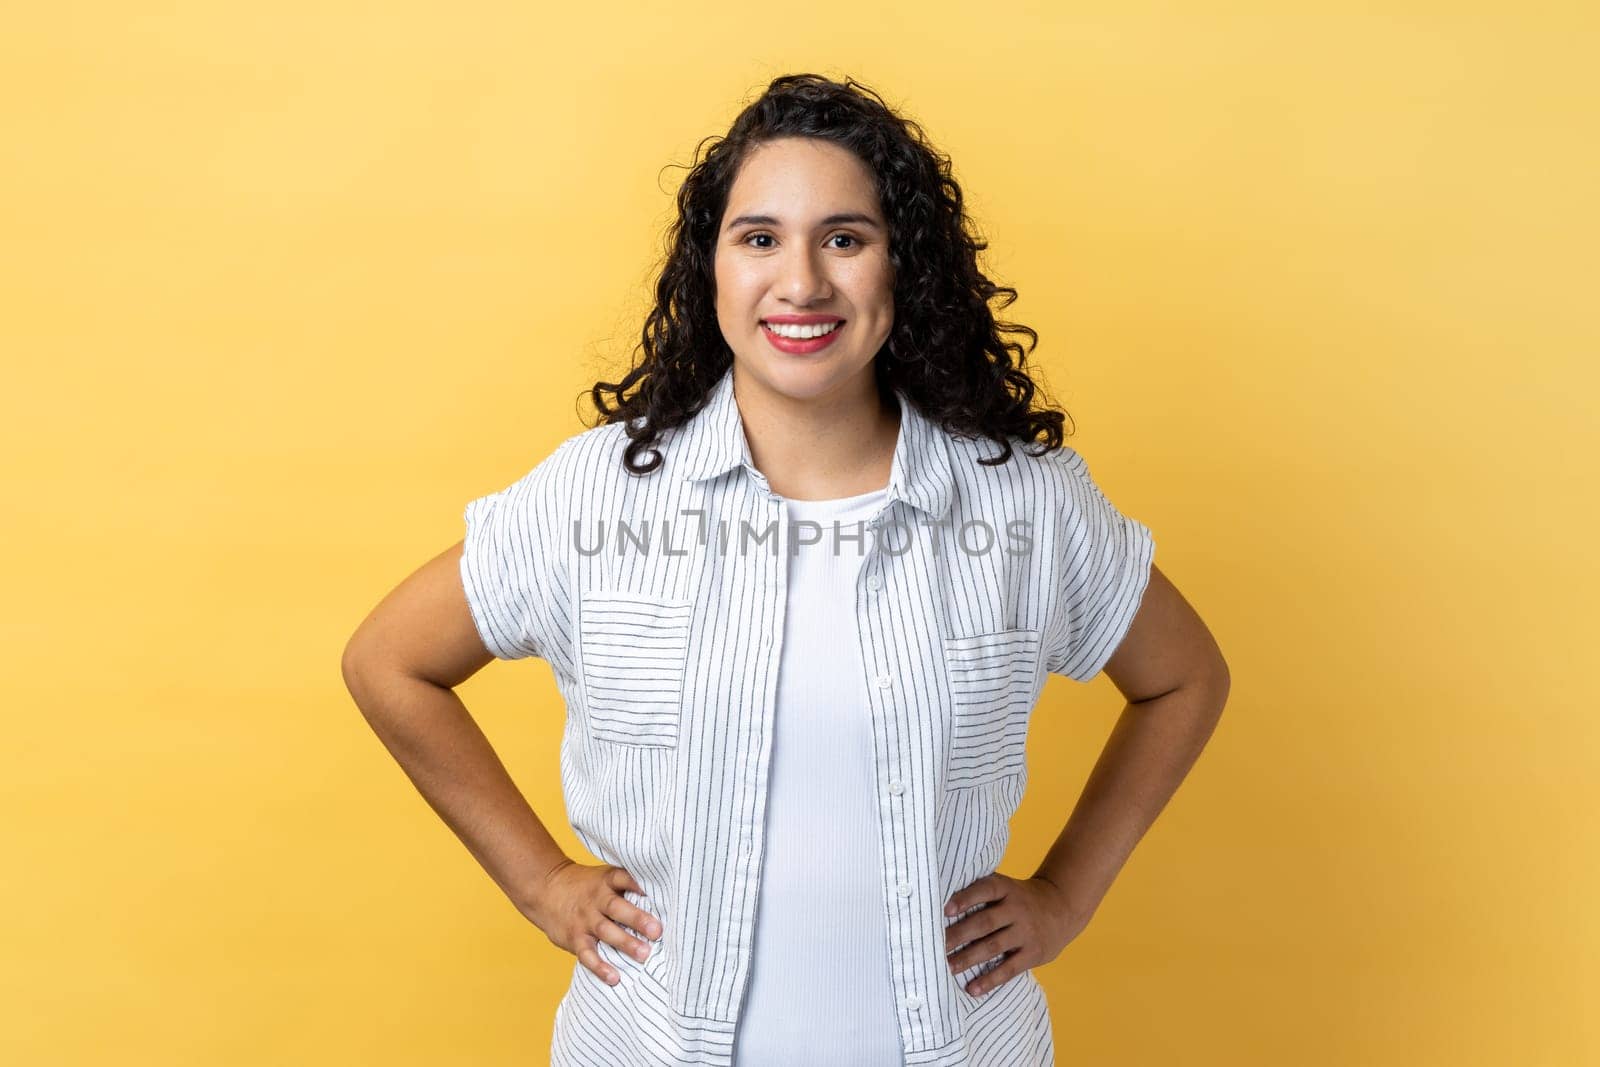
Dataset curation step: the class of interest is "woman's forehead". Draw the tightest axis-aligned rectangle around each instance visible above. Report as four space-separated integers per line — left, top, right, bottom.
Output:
724 142 884 225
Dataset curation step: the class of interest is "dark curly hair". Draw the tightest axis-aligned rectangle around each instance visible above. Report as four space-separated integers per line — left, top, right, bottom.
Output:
587 72 1074 475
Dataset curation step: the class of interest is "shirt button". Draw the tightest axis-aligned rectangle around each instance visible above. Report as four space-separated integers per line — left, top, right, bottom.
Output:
888 778 904 795
896 881 912 898
866 574 882 591
875 673 891 689
903 994 923 1010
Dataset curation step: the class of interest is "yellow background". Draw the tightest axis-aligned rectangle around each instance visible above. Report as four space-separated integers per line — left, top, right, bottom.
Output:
3 1 1595 1063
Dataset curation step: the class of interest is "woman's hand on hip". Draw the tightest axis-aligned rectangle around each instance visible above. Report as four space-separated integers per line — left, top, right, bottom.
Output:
942 873 1090 997
523 859 663 987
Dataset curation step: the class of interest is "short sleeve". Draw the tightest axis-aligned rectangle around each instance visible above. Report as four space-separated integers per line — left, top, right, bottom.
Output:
458 441 575 669
1043 446 1157 683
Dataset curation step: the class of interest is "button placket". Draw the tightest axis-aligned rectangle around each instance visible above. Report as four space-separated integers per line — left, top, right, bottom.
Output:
860 538 925 1032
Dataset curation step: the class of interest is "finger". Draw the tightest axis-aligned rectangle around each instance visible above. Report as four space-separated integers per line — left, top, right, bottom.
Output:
964 947 1026 997
576 936 621 987
945 874 1006 918
948 924 1016 977
602 892 663 941
626 904 664 940
942 909 983 954
611 867 646 896
943 897 1003 953
595 916 652 962
945 906 1011 965
606 869 663 937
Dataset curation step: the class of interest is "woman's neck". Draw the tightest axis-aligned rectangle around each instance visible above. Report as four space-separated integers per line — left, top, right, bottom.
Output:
732 369 899 501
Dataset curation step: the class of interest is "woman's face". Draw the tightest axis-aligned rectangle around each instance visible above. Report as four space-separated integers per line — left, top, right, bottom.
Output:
713 136 895 405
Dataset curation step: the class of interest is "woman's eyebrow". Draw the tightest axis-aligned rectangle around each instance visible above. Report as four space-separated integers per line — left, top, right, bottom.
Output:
724 212 883 232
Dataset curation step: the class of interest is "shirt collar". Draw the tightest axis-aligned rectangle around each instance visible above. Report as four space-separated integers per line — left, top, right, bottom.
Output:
672 364 954 521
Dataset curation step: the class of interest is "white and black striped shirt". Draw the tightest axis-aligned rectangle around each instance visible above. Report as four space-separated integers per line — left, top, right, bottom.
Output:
460 364 1155 1066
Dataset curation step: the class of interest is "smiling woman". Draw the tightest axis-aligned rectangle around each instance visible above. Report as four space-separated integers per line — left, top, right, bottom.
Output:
716 137 896 382
589 74 1069 486
347 71 1227 1067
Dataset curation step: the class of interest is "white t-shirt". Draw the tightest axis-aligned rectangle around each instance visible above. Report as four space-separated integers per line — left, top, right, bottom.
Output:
731 484 903 1066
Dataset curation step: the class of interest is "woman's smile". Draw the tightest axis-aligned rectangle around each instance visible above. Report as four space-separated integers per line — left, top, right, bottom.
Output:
761 318 846 355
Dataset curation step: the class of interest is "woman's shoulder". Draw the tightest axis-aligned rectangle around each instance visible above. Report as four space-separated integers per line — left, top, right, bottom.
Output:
943 430 1086 480
536 419 688 487
940 432 1129 527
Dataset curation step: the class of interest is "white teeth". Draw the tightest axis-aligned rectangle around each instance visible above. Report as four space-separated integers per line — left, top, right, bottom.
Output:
763 320 842 339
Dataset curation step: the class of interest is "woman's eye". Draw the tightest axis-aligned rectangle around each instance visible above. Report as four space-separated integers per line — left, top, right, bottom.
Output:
742 233 860 250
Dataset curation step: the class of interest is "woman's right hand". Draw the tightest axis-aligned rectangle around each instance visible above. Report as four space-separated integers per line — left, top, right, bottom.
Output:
524 859 663 987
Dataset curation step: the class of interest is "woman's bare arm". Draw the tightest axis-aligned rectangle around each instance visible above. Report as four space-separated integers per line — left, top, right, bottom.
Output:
341 540 665 985
1032 562 1231 917
340 540 572 915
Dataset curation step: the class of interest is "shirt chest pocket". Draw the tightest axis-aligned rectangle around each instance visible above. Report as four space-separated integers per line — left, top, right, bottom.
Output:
943 628 1043 788
578 591 694 748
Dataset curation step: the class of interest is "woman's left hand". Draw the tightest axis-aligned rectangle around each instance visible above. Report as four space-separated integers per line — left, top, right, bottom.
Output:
942 873 1091 997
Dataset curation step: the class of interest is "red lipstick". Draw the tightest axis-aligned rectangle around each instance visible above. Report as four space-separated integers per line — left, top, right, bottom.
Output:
760 316 846 355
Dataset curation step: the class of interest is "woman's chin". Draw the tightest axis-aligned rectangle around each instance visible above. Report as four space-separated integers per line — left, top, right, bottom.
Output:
748 356 876 402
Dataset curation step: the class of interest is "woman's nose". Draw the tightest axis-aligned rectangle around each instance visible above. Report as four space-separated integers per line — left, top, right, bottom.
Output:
777 250 830 302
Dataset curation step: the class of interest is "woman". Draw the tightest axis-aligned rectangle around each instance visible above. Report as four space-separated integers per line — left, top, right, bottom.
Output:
343 73 1229 1067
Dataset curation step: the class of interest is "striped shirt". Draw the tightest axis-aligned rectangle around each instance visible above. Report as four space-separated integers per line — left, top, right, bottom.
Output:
459 364 1156 1066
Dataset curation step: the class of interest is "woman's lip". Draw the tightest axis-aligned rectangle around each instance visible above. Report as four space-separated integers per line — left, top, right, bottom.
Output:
759 318 846 325
761 319 845 354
